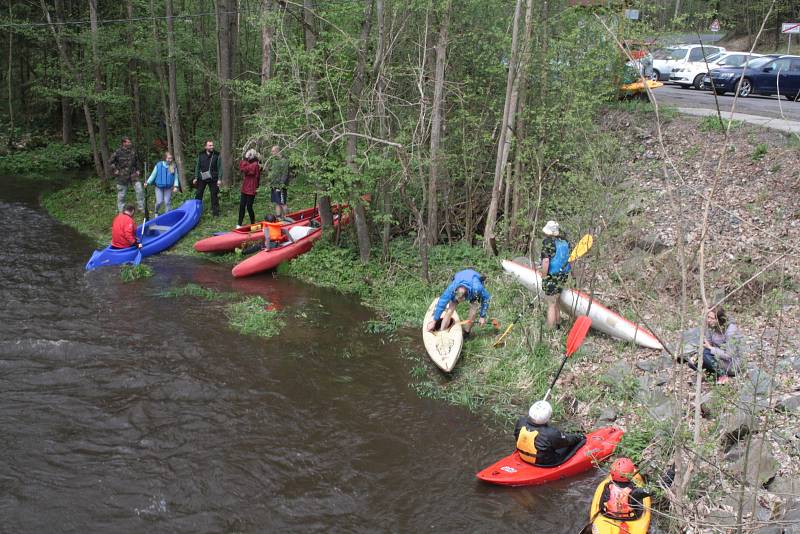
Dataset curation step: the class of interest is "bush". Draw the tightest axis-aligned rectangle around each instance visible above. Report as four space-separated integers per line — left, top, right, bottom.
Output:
119 264 153 282
0 142 92 174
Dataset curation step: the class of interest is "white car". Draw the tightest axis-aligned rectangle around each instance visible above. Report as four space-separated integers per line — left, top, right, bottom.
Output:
670 52 763 89
651 44 725 81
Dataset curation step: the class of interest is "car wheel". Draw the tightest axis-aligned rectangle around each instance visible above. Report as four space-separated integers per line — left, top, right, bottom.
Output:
650 70 660 82
679 84 690 89
738 78 753 97
693 74 705 89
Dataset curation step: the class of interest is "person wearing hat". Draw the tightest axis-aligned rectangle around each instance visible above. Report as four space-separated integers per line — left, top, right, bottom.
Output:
598 457 651 520
426 268 490 339
514 400 584 466
237 149 262 228
540 220 572 329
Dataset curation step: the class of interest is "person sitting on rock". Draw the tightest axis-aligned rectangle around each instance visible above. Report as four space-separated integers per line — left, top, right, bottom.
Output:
514 400 584 466
687 307 742 385
599 457 651 521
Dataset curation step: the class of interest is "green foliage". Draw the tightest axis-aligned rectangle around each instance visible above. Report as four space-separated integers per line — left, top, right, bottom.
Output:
159 283 236 300
750 143 768 161
0 143 92 175
699 115 742 133
119 263 153 282
225 296 285 339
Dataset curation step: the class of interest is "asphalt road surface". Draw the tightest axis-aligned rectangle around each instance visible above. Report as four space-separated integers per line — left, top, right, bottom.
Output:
654 84 800 122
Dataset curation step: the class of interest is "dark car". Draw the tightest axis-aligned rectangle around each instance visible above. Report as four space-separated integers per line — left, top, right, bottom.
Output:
704 55 800 98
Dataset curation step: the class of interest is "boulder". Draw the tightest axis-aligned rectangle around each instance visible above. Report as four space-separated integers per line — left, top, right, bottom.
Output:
776 356 800 373
639 388 677 422
776 394 800 413
728 437 779 488
636 354 674 373
597 408 617 424
720 408 754 448
768 476 800 502
744 366 774 396
602 360 635 384
721 490 774 524
633 232 670 254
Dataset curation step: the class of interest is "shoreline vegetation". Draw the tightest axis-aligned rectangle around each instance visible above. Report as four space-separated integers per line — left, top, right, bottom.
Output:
35 104 800 531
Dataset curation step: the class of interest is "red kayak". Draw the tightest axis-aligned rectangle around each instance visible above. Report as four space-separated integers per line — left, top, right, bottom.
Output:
193 206 320 253
231 210 350 278
476 427 624 487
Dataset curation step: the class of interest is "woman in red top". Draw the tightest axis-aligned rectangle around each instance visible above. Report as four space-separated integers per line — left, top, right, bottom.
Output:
111 204 141 249
237 149 261 227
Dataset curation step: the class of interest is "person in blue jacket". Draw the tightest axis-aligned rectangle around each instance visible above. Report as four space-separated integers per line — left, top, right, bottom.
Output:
145 151 179 214
425 269 490 339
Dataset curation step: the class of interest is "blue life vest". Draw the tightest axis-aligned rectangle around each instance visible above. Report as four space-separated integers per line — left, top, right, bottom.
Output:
548 239 572 275
154 161 177 188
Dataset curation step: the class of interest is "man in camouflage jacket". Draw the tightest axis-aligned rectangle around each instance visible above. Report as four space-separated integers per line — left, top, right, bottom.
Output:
110 137 143 212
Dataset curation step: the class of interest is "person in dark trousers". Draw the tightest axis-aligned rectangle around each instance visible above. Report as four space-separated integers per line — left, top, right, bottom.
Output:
237 149 261 227
425 268 491 339
686 307 742 384
598 458 650 520
540 220 571 329
110 204 141 249
268 145 290 219
193 140 222 216
514 400 584 466
110 137 142 212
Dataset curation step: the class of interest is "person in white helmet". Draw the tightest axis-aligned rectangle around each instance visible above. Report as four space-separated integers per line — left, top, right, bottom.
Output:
539 220 572 329
513 400 584 466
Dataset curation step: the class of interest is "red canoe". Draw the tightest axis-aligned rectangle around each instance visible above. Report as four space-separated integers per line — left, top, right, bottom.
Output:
231 210 350 278
476 427 624 487
193 206 320 253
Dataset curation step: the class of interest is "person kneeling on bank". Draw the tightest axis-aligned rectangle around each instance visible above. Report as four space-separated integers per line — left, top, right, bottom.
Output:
514 400 584 466
425 269 490 339
599 458 650 521
110 204 142 250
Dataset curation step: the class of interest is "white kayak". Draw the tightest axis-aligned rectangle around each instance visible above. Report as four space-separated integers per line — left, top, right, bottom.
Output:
422 298 464 372
501 259 663 350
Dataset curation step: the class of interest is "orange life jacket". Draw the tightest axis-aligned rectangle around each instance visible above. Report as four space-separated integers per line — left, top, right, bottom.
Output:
604 484 636 519
516 428 539 465
264 221 283 241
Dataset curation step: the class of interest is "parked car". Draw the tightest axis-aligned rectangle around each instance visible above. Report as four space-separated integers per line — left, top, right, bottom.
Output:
670 52 763 89
651 44 725 81
704 55 800 98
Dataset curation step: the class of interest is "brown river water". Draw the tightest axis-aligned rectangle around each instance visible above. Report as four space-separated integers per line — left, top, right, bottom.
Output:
0 178 608 532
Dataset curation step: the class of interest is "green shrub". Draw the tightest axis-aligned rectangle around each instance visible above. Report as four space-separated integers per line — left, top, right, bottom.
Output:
0 142 92 174
225 296 285 338
119 264 153 282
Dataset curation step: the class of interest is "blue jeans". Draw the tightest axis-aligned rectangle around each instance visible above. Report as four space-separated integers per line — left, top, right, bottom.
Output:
688 348 722 377
154 187 173 214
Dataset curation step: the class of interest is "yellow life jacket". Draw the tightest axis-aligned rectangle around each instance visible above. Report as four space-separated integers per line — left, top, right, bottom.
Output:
516 427 539 464
604 484 636 519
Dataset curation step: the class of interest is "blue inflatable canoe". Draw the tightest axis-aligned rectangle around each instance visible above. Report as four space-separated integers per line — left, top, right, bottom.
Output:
85 200 203 271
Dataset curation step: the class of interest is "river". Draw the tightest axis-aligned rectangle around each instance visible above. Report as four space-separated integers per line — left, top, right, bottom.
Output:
0 178 605 532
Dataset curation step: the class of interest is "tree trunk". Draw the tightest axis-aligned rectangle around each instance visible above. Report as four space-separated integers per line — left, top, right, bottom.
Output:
344 0 375 264
261 0 274 84
150 0 174 157
216 0 238 187
125 0 143 151
426 0 451 246
56 0 73 144
89 0 111 179
6 2 13 147
483 0 523 252
40 0 103 179
166 0 188 190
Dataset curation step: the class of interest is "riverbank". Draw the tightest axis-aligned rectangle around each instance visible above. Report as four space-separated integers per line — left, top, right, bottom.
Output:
38 105 800 531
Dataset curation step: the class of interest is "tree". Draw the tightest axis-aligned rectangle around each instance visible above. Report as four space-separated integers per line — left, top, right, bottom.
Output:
88 0 111 179
216 0 238 187
165 0 188 190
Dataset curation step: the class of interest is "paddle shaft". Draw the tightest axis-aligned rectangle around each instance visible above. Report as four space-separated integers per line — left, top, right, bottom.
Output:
543 356 569 401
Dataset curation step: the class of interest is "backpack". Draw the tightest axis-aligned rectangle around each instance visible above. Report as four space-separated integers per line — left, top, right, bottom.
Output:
547 238 572 275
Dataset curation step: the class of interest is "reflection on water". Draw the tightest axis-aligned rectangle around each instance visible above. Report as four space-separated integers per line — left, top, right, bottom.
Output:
0 179 607 532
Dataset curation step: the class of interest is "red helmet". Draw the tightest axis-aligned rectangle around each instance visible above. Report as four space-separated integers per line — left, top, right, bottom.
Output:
610 458 636 482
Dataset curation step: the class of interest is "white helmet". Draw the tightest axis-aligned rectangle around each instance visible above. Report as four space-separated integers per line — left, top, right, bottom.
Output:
528 400 552 425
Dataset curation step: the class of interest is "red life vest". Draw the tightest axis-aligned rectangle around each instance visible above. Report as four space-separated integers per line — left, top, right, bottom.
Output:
604 484 636 520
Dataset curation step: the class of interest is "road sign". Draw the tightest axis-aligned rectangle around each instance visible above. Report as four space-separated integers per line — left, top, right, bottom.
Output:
782 22 800 34
710 19 721 32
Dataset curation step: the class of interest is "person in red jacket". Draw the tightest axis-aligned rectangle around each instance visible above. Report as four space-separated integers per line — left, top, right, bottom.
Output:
111 204 141 249
237 149 261 228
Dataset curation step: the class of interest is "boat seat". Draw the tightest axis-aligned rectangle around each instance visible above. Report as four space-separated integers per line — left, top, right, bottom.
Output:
148 225 171 233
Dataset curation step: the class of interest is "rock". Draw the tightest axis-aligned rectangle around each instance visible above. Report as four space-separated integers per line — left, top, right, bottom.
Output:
700 391 716 418
777 394 800 413
728 437 779 487
744 366 774 396
597 408 617 424
602 361 635 384
720 408 754 448
638 388 677 422
668 327 701 359
636 354 673 373
776 356 800 373
768 476 800 502
720 489 774 524
626 198 645 216
633 232 670 254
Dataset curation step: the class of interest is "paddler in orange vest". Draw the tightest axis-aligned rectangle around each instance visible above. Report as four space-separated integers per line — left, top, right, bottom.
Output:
514 400 584 466
598 458 651 521
262 214 286 250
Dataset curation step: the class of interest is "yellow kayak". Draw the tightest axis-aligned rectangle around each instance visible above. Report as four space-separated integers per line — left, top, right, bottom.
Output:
589 474 651 534
620 80 663 94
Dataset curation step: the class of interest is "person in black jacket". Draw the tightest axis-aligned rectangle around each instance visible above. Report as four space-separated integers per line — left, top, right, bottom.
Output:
598 458 651 520
193 140 223 216
514 400 584 466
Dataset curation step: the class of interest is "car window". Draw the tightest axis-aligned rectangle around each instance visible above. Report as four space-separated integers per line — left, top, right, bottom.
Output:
720 54 745 66
688 48 704 61
768 58 792 72
790 60 800 72
747 57 774 69
667 48 688 60
653 48 675 60
706 51 724 63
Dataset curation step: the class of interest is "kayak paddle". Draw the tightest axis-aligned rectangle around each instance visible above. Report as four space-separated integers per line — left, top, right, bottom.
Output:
543 315 592 402
569 234 593 263
493 303 535 348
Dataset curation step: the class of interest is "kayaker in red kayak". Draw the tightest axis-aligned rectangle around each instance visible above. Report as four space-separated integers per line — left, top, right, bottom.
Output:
597 458 651 520
514 400 584 466
110 204 142 249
